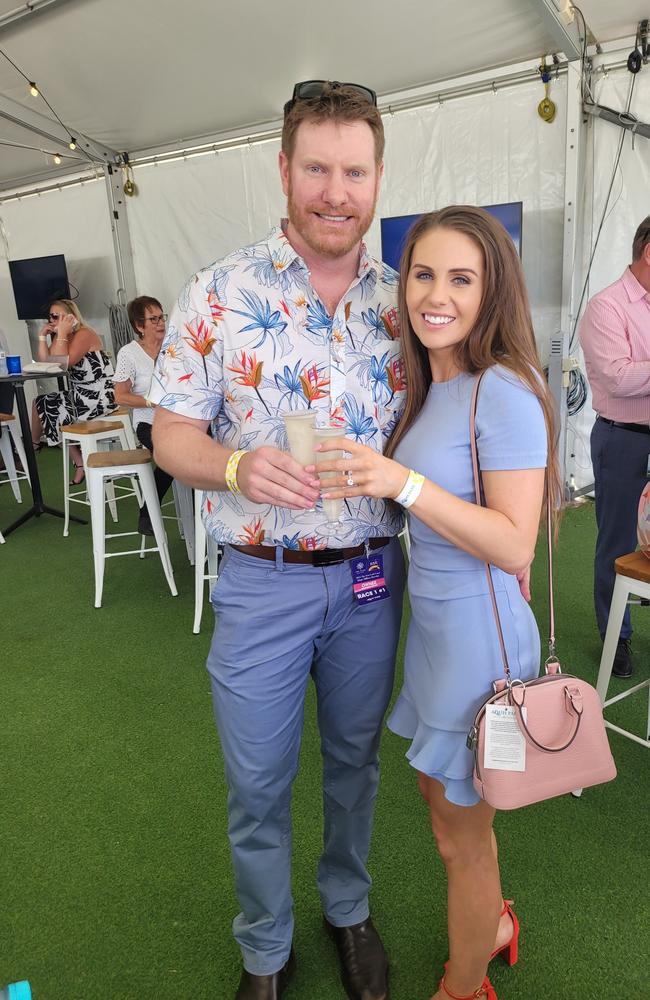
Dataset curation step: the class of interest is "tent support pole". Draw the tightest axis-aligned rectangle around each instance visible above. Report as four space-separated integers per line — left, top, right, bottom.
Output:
554 60 588 500
104 163 137 306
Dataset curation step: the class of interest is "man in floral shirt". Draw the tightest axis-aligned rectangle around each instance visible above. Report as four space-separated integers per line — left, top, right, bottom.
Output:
151 82 406 1000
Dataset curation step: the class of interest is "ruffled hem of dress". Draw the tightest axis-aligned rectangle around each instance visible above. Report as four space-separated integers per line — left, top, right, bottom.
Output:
387 693 480 808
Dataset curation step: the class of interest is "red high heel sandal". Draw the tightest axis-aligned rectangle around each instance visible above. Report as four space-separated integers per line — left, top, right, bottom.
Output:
490 898 519 966
439 973 497 999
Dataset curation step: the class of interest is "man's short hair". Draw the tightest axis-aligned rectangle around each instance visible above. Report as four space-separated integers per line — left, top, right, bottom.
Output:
632 215 650 262
127 295 163 337
281 83 385 163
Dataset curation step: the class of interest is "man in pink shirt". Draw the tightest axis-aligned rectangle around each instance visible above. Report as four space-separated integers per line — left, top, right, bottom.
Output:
579 216 650 678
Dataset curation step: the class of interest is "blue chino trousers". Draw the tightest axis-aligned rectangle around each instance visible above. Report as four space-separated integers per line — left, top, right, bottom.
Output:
591 417 650 638
207 539 406 975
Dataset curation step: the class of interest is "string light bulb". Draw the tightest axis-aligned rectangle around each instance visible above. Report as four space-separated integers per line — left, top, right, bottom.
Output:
68 137 76 150
53 153 62 165
29 81 39 97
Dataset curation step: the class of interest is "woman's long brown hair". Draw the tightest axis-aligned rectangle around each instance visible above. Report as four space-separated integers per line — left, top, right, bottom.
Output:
385 206 562 532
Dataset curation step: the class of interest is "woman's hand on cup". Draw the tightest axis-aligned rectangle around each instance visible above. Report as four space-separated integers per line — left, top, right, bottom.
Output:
311 437 408 501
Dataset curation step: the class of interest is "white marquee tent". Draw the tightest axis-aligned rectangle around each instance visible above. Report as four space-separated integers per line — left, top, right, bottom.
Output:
0 0 649 491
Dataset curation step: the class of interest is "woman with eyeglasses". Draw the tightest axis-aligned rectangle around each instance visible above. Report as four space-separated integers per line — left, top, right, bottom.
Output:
113 296 172 535
31 298 116 483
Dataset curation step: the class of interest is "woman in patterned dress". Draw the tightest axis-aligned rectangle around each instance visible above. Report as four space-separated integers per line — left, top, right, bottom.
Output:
31 299 116 483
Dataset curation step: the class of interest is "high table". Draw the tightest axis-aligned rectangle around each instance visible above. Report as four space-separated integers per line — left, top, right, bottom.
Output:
0 370 86 536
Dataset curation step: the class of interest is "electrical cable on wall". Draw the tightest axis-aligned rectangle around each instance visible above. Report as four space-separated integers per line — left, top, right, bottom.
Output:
565 13 647 370
568 70 637 354
108 302 133 358
566 367 588 415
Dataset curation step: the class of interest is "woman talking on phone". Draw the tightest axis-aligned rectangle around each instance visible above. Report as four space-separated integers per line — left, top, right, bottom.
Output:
316 206 560 1000
31 298 116 483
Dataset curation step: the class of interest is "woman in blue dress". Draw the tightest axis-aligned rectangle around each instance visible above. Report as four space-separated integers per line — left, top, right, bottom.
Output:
317 206 560 1000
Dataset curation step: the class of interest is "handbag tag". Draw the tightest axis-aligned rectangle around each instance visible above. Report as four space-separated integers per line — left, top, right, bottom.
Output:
484 704 527 772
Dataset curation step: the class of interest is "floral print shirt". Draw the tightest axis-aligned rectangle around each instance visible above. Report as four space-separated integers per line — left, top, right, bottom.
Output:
150 224 406 549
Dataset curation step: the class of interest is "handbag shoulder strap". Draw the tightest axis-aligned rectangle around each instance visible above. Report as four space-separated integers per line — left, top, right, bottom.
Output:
469 371 555 684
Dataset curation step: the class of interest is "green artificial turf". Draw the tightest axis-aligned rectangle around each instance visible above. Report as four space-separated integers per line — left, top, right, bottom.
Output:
1 449 649 999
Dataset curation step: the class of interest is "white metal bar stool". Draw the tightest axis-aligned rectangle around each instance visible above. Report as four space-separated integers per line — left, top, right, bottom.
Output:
86 449 177 608
0 430 21 502
193 489 220 634
102 407 138 450
102 408 143 507
62 419 133 536
171 479 195 564
596 550 650 749
0 413 30 496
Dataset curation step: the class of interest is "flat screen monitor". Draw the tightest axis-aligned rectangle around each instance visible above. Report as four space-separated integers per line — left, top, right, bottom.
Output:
8 254 71 320
380 202 523 272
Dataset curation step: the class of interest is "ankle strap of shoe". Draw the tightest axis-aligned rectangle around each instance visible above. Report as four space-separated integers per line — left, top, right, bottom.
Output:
440 974 491 999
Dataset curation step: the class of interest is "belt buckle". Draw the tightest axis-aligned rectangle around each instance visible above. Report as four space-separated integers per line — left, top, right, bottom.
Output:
313 548 345 567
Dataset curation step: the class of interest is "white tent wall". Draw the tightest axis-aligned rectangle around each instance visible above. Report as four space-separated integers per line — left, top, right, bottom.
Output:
565 60 650 491
128 142 285 316
129 76 568 368
0 177 118 363
370 76 567 363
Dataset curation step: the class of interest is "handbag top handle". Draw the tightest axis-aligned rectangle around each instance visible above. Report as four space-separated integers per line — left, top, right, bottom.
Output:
469 370 556 686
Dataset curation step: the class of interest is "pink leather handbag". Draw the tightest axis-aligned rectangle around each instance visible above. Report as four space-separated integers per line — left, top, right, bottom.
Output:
466 373 617 809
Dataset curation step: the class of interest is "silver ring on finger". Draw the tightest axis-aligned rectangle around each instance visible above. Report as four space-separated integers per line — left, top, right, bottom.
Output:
346 475 355 488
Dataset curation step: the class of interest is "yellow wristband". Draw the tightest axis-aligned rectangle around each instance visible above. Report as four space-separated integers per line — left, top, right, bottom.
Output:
225 449 248 495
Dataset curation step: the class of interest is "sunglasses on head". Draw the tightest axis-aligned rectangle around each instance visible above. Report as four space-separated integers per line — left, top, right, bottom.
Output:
283 80 377 119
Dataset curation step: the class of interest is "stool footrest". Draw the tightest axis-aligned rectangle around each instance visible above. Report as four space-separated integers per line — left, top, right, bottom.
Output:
603 678 650 708
105 547 162 558
604 720 650 749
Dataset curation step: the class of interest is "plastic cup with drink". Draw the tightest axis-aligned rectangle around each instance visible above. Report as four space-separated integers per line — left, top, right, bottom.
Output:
314 426 345 525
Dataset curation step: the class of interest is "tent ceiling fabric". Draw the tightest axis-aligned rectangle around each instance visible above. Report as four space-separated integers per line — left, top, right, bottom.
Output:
581 0 649 41
0 0 644 189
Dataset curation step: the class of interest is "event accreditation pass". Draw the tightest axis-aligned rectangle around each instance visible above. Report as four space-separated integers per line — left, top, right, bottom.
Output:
351 553 390 606
484 704 527 771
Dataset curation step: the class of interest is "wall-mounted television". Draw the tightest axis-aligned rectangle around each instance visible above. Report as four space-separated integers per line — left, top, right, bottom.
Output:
380 202 523 272
8 254 71 320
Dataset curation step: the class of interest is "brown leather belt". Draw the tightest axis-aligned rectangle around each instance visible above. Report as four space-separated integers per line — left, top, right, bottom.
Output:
231 536 391 567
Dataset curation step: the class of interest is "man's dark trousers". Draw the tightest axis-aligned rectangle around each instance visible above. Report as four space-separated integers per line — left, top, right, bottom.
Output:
591 416 650 638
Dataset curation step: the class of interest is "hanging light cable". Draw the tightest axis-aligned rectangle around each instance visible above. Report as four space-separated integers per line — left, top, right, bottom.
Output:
0 44 95 164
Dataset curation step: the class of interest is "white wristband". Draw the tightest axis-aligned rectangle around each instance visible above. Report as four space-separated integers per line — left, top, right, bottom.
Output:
38 335 48 342
394 469 425 508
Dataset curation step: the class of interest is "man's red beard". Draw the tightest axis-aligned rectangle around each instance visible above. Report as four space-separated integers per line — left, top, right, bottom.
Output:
286 187 377 259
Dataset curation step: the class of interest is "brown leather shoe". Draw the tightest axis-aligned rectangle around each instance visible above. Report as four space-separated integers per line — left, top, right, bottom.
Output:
325 917 389 999
234 949 295 999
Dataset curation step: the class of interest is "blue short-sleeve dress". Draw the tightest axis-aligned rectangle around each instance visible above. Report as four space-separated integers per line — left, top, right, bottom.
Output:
388 365 548 806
